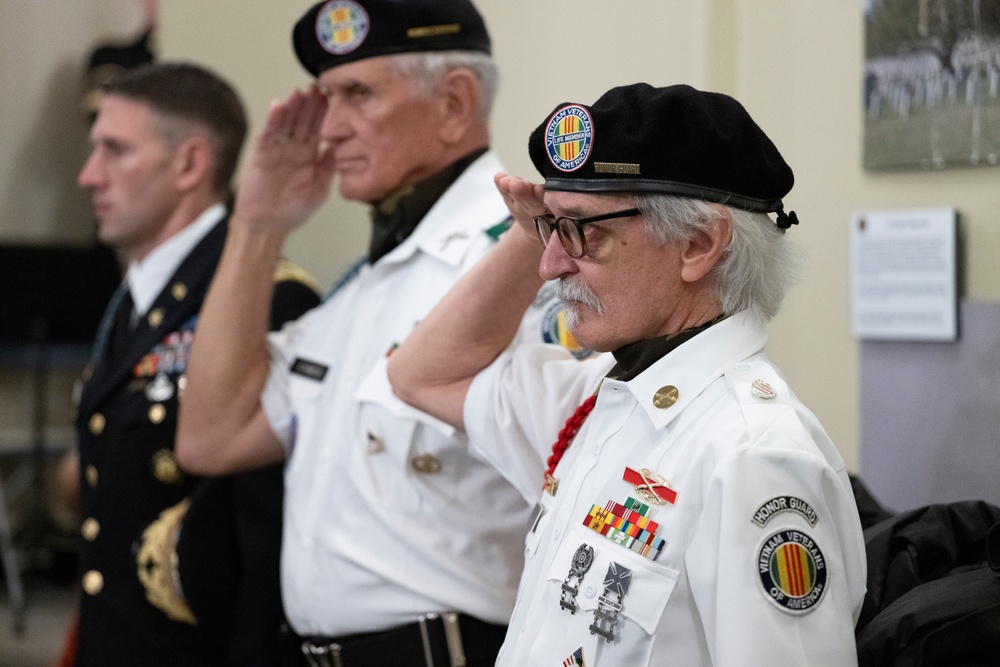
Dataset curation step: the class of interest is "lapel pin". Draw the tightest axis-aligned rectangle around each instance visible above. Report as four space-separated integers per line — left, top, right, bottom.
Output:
751 379 777 400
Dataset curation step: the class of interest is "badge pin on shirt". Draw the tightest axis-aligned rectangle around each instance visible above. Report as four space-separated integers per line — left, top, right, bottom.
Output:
623 466 677 505
559 543 595 614
145 372 175 402
589 561 632 642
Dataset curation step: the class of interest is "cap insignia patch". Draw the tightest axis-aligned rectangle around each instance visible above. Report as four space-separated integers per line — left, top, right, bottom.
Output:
545 105 593 172
316 0 370 55
757 529 827 613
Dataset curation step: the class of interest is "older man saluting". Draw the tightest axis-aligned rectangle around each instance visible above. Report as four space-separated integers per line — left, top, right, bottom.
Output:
176 1 563 665
388 83 867 666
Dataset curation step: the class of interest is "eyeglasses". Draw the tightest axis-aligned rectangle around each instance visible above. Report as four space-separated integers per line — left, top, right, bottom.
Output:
532 208 641 259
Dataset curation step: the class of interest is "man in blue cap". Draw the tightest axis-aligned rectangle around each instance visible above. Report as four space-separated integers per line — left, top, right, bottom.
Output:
178 2 564 665
388 83 868 666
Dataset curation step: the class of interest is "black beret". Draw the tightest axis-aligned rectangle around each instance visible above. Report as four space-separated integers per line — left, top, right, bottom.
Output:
293 0 491 77
529 83 798 226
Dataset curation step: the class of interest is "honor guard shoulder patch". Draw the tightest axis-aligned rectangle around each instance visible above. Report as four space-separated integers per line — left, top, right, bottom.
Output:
545 105 594 172
752 495 818 527
757 529 828 614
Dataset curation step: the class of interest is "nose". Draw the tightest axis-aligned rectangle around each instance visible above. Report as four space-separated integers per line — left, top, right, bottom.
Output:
78 151 102 189
538 233 578 282
318 98 351 144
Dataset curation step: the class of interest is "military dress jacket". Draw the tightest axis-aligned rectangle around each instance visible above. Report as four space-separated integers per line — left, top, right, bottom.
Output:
74 217 319 667
465 312 868 666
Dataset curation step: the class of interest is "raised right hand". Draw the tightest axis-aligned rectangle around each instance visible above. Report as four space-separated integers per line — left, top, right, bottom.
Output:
231 86 337 237
493 172 547 243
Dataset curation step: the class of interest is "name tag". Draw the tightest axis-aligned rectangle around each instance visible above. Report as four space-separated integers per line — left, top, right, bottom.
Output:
290 357 328 382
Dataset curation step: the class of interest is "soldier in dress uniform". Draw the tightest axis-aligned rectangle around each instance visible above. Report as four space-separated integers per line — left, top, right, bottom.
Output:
74 62 320 666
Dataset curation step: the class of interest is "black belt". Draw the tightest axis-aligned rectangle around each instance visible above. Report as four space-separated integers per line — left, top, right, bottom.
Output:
301 613 507 667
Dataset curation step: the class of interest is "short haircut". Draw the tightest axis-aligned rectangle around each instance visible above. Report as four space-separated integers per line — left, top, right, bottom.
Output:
103 62 247 194
390 50 499 121
634 194 799 324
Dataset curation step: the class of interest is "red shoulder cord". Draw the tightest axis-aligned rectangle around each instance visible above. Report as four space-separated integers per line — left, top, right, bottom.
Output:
543 393 597 495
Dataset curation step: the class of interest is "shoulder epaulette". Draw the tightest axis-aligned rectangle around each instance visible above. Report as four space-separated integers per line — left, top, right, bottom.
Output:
273 258 321 294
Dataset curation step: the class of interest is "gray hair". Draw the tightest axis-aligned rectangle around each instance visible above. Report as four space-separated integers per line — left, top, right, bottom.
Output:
632 194 799 323
390 51 499 120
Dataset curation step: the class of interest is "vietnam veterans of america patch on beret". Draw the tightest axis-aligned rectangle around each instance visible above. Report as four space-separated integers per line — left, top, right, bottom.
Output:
293 0 491 76
529 83 800 230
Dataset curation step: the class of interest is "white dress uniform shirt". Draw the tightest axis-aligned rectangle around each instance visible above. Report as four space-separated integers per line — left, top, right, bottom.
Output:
260 152 553 637
465 312 867 666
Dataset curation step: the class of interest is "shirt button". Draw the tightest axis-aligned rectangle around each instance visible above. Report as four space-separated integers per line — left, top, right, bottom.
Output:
82 570 103 595
85 465 99 487
148 403 166 424
584 585 596 598
552 526 562 541
81 518 100 541
88 413 105 436
736 363 751 372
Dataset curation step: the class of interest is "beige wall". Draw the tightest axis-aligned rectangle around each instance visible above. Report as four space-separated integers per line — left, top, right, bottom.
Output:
3 1 999 470
0 0 148 244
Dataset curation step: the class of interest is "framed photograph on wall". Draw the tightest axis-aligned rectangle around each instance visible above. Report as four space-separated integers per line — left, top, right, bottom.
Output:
863 0 1000 171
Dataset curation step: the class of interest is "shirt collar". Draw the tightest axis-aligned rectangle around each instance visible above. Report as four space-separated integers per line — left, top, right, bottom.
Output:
375 151 509 268
125 202 225 315
368 148 487 263
610 311 768 431
606 313 727 383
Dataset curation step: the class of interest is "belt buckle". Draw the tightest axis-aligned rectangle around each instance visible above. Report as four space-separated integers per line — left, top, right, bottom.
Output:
301 640 344 667
418 612 466 667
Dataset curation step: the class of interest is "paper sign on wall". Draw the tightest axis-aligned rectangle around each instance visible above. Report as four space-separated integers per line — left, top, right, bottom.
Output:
850 208 957 341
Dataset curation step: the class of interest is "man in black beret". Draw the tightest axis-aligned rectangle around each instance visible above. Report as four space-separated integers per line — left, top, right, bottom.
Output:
177 2 560 666
388 83 868 666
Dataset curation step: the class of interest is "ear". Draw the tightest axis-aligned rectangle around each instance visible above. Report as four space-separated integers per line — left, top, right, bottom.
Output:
679 205 733 284
435 68 480 146
173 135 214 194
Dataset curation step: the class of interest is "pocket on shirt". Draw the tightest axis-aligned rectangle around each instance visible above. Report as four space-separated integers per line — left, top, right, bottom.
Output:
354 356 456 437
545 524 680 637
350 357 457 513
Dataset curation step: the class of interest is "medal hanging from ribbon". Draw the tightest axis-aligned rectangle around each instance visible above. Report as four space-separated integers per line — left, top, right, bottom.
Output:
559 543 595 614
589 561 632 642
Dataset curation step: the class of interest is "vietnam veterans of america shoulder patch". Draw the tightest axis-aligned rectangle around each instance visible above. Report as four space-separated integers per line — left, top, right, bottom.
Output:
756 529 827 614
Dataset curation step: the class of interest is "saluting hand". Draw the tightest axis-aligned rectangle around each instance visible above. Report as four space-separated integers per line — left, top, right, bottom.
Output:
494 172 546 245
232 85 336 237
